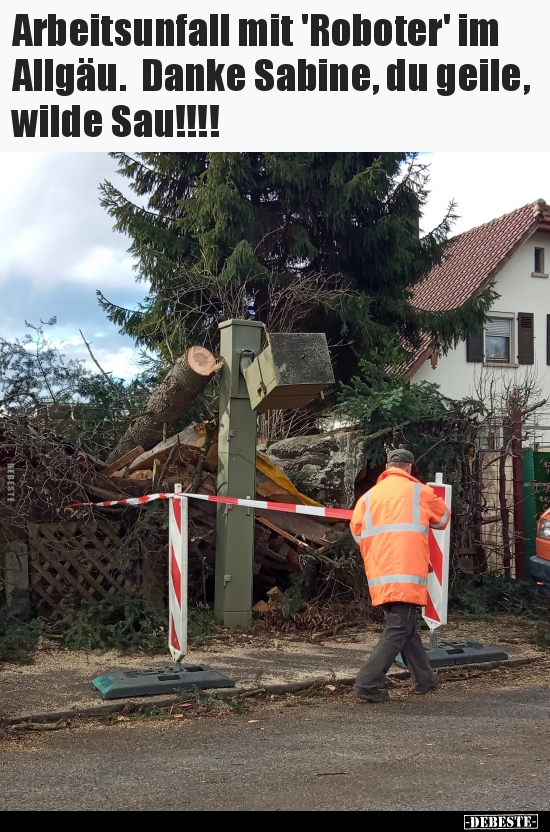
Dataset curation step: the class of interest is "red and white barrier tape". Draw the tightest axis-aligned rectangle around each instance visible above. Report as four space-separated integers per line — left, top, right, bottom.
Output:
65 492 354 521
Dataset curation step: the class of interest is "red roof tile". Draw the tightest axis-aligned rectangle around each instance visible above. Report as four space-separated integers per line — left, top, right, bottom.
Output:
412 199 548 312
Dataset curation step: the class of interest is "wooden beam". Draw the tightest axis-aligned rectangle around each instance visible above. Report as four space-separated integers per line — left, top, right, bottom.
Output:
102 445 144 478
256 516 310 548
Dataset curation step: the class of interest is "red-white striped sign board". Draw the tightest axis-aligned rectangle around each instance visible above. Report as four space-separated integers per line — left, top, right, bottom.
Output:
168 485 187 662
423 477 452 630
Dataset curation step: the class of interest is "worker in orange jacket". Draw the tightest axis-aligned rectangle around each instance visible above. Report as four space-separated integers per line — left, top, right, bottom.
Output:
350 448 450 703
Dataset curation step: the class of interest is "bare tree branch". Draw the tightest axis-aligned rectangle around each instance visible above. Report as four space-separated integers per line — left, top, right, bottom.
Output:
79 330 132 411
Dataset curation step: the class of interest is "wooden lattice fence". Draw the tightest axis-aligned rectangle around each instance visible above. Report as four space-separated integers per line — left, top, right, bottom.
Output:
28 520 129 617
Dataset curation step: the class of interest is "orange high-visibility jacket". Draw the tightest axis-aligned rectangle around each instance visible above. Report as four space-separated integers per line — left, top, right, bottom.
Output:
350 468 451 607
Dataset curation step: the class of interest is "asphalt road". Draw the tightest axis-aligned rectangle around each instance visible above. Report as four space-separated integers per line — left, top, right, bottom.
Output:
1 685 549 811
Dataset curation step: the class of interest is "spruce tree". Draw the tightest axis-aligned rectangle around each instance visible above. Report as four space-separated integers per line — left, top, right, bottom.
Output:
99 152 493 379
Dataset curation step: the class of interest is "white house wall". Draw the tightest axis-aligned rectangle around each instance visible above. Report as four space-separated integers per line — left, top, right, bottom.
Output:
412 231 550 411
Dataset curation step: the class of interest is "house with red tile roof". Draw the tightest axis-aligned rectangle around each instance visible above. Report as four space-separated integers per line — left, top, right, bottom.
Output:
408 199 550 407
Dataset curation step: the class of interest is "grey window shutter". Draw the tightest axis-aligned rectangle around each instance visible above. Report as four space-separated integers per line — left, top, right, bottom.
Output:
466 326 484 362
547 315 550 365
518 313 534 365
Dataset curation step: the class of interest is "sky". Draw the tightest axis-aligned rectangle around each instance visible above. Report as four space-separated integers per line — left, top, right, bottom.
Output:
1 151 549 379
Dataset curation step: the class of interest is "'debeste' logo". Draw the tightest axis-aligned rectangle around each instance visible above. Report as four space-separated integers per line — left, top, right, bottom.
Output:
464 817 538 830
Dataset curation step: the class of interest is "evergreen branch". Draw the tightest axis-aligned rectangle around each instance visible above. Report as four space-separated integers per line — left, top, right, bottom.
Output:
99 181 171 226
109 152 187 189
424 199 459 244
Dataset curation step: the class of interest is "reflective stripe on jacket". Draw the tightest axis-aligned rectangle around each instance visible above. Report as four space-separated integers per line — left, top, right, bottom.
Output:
350 468 451 606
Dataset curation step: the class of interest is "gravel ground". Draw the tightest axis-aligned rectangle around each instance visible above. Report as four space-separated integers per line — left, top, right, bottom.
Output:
0 613 546 718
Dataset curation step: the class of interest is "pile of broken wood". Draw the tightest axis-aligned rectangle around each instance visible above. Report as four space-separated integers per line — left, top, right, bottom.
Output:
78 422 346 595
0 346 350 600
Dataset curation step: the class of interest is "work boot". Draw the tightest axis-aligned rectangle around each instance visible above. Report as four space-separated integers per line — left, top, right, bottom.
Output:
413 674 439 695
353 687 390 703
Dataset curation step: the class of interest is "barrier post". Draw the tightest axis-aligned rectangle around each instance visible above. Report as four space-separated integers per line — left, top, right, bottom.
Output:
91 485 235 698
168 484 188 663
399 471 508 668
423 472 452 639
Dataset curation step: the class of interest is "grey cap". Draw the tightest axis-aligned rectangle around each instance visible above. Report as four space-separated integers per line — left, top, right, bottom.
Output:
387 448 415 465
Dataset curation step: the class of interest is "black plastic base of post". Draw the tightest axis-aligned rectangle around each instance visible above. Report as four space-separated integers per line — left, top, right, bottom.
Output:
92 665 236 700
395 639 509 669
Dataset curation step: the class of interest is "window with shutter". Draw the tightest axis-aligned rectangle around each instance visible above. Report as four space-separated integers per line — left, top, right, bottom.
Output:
484 318 511 363
517 313 534 365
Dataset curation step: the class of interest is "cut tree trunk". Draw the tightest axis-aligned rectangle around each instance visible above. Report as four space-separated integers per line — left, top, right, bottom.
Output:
107 346 222 463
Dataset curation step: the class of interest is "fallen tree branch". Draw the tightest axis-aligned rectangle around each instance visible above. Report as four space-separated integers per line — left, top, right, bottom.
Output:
310 618 363 641
231 688 265 701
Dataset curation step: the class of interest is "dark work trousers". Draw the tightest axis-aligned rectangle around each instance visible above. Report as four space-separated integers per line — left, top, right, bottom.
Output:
354 601 436 694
